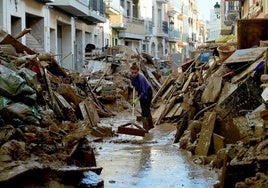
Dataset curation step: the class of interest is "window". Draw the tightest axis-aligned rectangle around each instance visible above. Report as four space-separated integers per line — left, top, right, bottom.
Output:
127 1 131 16
120 0 124 8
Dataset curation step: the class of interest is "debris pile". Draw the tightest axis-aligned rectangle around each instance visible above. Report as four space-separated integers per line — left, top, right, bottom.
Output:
151 39 268 187
1 25 268 187
0 29 164 187
0 30 118 187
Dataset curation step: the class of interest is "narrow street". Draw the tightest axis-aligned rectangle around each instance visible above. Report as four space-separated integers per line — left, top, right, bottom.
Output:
91 114 218 188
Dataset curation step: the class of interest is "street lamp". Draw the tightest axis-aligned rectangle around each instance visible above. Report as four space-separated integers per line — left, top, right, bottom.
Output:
169 16 174 31
214 2 220 19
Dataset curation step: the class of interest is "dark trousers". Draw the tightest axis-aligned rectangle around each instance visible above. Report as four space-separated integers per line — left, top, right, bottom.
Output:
140 87 152 117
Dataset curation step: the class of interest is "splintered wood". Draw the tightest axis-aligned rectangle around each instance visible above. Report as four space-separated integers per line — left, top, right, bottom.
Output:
195 112 217 156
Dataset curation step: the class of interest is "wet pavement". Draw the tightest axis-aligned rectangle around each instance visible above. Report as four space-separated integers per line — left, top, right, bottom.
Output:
92 118 218 188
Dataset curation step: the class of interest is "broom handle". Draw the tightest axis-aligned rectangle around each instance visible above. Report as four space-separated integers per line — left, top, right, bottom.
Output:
132 88 135 117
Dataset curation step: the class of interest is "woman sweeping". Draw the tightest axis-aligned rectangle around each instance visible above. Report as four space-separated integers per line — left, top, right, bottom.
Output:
130 62 154 132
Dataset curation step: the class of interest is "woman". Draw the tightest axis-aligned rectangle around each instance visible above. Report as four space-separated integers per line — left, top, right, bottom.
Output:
130 62 154 132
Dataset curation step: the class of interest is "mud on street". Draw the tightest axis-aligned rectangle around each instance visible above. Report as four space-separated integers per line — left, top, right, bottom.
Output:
92 112 218 188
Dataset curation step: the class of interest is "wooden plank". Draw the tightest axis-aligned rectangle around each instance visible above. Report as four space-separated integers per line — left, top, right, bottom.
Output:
231 57 265 83
161 96 176 118
152 75 174 104
173 106 183 117
154 88 177 125
147 69 161 90
117 122 146 137
213 133 225 154
174 111 188 143
79 99 100 127
161 84 173 100
0 34 36 55
181 72 194 92
195 112 217 156
201 76 222 103
224 47 267 64
53 91 74 110
152 102 166 121
117 127 146 137
165 103 181 118
237 19 268 49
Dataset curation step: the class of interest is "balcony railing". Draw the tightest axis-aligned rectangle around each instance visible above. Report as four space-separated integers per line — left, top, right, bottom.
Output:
169 29 181 39
105 0 121 15
162 21 168 34
48 0 106 23
89 0 105 15
117 16 145 39
145 20 153 35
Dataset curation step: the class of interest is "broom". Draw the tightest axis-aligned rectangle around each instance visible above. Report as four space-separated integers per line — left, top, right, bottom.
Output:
117 88 146 136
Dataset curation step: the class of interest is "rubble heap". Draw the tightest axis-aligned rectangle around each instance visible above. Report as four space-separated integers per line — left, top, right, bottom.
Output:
2 27 268 188
152 41 268 187
0 30 120 187
0 29 163 187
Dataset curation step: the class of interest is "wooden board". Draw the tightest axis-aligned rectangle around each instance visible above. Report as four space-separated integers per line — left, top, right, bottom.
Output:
152 75 174 104
165 103 181 118
213 133 225 154
0 34 36 54
161 84 173 100
79 99 100 126
237 19 268 49
153 102 167 125
201 76 222 103
231 58 265 83
173 103 186 117
195 112 217 156
181 72 194 92
224 47 267 64
117 122 146 137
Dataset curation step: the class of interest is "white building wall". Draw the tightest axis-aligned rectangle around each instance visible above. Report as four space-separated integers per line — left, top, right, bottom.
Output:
0 0 106 71
207 9 221 42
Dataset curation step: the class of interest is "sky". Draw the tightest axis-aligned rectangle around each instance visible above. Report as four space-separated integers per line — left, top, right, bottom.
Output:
197 0 219 21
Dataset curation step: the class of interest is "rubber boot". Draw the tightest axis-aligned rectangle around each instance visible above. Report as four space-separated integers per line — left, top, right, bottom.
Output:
148 115 154 130
142 117 149 132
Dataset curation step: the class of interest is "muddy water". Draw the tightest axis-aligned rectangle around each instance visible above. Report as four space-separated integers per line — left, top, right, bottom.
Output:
92 121 218 188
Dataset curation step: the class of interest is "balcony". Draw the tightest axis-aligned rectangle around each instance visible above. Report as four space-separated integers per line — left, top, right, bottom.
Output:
156 21 168 37
145 20 153 35
168 29 182 42
105 0 121 15
110 14 127 30
118 17 145 40
111 23 127 30
167 1 181 13
48 0 106 23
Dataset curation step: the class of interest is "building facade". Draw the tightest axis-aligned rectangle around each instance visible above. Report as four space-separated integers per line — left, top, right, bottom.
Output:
0 0 206 71
0 0 106 70
219 0 268 35
206 9 221 42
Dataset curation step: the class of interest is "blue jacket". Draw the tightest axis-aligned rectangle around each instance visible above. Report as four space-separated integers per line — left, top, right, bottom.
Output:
130 73 151 99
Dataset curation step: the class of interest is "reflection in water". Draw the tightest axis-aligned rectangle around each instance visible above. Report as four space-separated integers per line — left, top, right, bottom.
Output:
96 144 217 188
92 121 217 188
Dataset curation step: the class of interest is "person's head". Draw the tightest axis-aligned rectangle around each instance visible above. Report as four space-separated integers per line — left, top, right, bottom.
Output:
130 62 139 78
